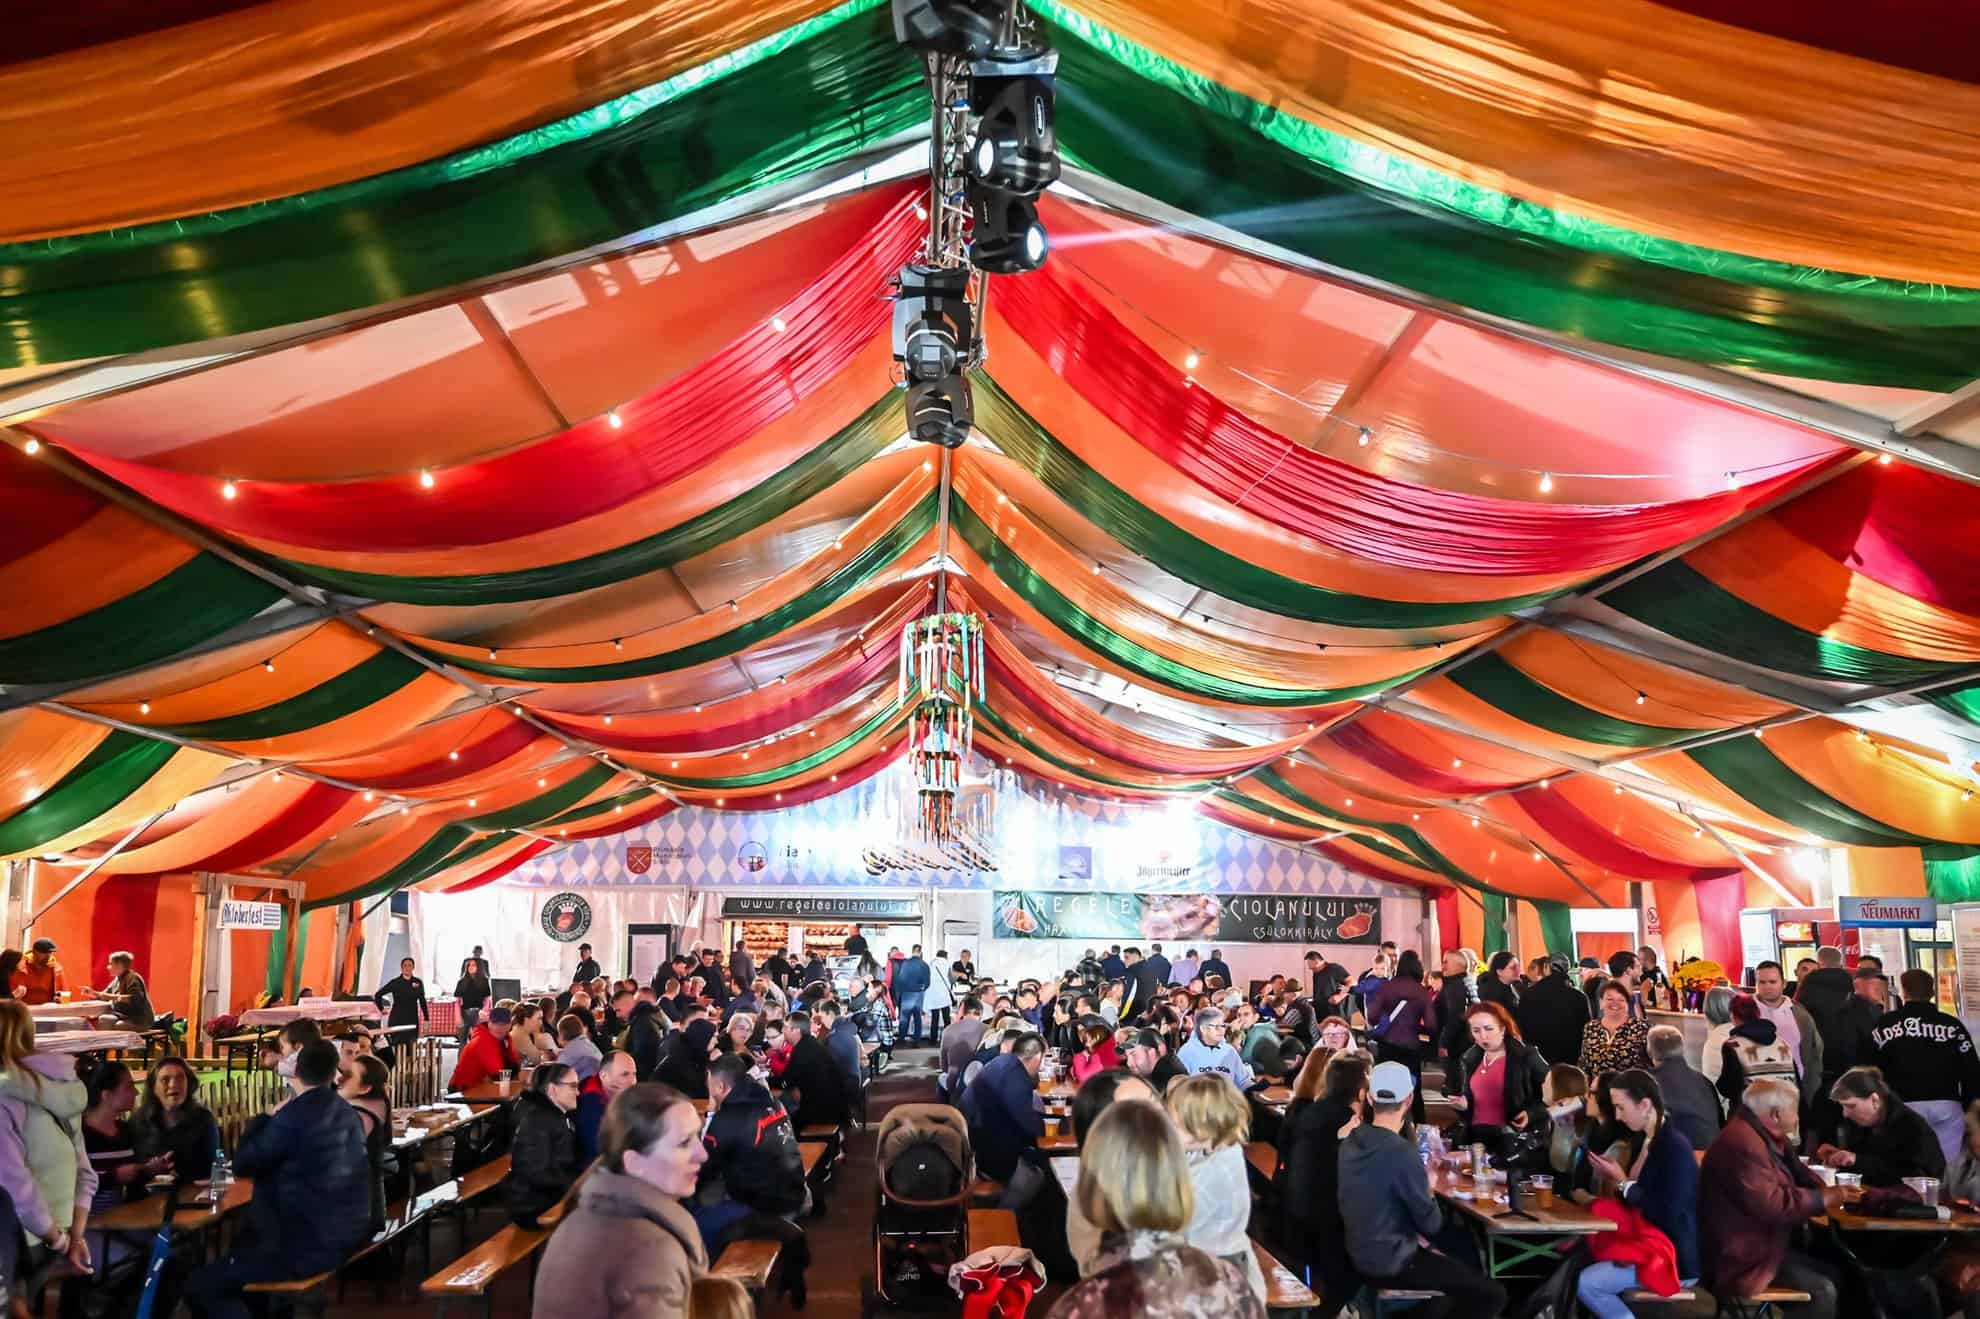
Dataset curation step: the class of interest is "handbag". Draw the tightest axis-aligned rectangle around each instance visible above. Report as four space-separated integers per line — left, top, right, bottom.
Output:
1500 1120 1549 1172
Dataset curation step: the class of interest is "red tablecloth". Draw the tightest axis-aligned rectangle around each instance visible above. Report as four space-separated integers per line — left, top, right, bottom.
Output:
424 998 460 1037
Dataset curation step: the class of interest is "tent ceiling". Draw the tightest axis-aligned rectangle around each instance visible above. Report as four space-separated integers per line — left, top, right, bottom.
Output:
6 0 1980 912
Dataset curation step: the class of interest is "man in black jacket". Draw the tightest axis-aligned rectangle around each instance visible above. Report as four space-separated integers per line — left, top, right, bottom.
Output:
762 950 793 993
1514 955 1591 1070
1144 943 1172 988
1794 946 1860 1143
1434 951 1475 1067
624 1000 668 1081
185 1041 369 1319
1870 968 1980 1166
569 943 601 987
777 1011 850 1130
1121 947 1164 1020
1200 948 1232 991
694 1055 808 1251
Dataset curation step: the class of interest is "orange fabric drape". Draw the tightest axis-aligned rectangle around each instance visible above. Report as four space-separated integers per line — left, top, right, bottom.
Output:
3 0 843 241
1071 0 1980 285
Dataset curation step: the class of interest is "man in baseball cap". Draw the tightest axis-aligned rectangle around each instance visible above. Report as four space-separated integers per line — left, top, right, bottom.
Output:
448 1003 521 1092
1122 1027 1187 1093
13 938 64 1005
1341 1062 1506 1318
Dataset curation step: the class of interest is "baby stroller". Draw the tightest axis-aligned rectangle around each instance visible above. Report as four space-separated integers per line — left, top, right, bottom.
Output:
873 1104 973 1306
854 994 898 1074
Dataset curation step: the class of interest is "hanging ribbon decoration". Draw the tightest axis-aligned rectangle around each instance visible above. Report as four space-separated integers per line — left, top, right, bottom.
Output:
900 610 984 843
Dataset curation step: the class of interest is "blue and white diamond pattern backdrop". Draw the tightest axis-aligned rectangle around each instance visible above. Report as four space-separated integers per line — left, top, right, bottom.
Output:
508 772 1392 899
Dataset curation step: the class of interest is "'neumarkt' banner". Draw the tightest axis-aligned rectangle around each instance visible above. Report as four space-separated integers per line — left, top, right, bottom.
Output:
993 891 1380 945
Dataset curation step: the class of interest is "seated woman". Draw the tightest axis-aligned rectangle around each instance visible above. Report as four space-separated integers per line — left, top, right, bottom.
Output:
1540 1064 1591 1191
1048 1098 1265 1319
1716 993 1798 1107
1070 1019 1122 1086
1817 1065 1945 1187
339 1055 393 1235
1066 1070 1157 1277
511 1004 558 1068
1446 1002 1547 1150
719 1011 763 1059
1576 1069 1700 1319
1277 1051 1369 1319
1578 1070 1643 1201
1316 1016 1354 1054
507 1063 582 1226
1166 1075 1267 1303
129 1057 218 1184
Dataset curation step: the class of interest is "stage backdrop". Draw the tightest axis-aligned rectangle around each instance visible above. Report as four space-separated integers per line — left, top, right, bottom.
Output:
504 772 1376 896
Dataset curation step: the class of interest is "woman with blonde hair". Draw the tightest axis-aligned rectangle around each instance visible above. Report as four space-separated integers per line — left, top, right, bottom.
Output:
1164 1076 1267 1302
0 1000 95 1308
1045 1099 1265 1319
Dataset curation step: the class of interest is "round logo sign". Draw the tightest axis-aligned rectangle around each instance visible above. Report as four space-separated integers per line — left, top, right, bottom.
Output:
540 892 592 943
739 841 768 874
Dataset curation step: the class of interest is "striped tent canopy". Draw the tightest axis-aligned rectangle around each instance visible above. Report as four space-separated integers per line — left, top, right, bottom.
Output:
6 0 1980 974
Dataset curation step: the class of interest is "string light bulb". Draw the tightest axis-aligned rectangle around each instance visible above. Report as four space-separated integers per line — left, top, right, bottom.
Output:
612 638 623 651
770 317 787 333
608 411 623 430
448 750 459 761
1725 471 1736 490
261 658 275 673
22 439 39 456
222 480 238 500
138 701 151 715
1357 427 1371 448
1184 351 1201 370
363 791 375 802
602 715 613 726
1635 691 1647 705
1879 453 1894 465
419 469 435 489
1538 471 1554 494
1451 757 1462 768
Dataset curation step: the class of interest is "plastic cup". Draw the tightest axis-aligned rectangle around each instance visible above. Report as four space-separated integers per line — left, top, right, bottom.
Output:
1834 1171 1862 1190
1528 1175 1554 1209
1905 1176 1941 1206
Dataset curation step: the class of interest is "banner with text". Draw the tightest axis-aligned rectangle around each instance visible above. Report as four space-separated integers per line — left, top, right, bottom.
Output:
992 890 1380 945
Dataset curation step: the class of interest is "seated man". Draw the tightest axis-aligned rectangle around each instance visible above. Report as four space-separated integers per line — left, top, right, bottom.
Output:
1122 1028 1188 1094
1176 1008 1255 1090
447 1005 520 1092
574 1049 638 1163
556 1012 602 1082
961 1032 1047 1207
1702 1076 1857 1319
184 1041 369 1319
777 1011 850 1132
820 1001 865 1101
692 1054 808 1252
1340 1062 1506 1319
89 951 155 1028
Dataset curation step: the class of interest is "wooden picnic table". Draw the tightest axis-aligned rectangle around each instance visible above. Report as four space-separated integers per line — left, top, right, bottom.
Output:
1429 1165 1613 1280
36 1029 143 1056
450 1076 533 1105
1825 1204 1980 1233
240 1002 382 1027
393 1103 498 1154
92 1177 255 1233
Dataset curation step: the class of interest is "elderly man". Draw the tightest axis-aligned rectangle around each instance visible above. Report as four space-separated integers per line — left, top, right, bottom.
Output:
1176 1007 1255 1090
1701 1077 1856 1319
1647 1024 1722 1149
574 1049 637 1162
11 938 64 1005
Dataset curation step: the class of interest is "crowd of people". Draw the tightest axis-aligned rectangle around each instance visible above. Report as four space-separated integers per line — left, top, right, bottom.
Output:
934 939 1980 1319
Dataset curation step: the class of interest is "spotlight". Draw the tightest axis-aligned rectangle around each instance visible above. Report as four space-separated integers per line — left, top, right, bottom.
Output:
905 375 975 448
966 53 1059 197
892 263 973 385
891 0 1004 56
970 191 1048 274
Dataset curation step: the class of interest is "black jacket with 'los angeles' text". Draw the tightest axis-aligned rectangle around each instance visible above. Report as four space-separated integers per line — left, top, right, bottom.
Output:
1868 1001 1980 1107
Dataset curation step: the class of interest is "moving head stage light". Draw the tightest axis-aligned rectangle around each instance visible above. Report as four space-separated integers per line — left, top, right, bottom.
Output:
893 263 974 385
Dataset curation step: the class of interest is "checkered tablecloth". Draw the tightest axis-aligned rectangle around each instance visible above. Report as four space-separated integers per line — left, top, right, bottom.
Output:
424 998 461 1037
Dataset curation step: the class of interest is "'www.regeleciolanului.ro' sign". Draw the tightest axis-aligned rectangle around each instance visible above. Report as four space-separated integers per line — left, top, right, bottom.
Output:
218 900 285 931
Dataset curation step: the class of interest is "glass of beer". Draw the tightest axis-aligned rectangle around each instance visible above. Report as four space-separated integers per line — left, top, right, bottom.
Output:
1527 1175 1554 1209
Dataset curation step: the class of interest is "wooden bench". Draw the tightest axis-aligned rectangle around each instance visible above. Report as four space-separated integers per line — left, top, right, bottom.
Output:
1254 1241 1319 1313
216 1029 273 1074
968 1208 1022 1251
966 1177 1006 1207
709 1238 782 1294
1244 1141 1278 1182
1717 1289 1812 1318
242 1272 335 1317
419 1223 548 1319
1369 1288 1444 1318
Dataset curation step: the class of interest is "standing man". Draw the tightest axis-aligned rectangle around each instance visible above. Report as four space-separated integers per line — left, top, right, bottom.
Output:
11 938 64 1005
761 946 793 995
570 943 601 988
950 948 979 988
1793 946 1858 1143
1120 947 1163 1020
1099 945 1126 982
729 941 755 996
1144 943 1172 988
1306 950 1351 1017
1752 961 1823 1112
1869 967 1980 1166
1199 948 1232 990
1515 954 1590 1071
1340 1062 1506 1319
895 945 931 1044
1434 951 1475 1068
925 949 956 1041
1170 949 1201 987
1607 950 1645 1016
1637 945 1670 1009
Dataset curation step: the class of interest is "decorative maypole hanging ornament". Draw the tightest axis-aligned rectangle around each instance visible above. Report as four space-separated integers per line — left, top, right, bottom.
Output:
900 610 985 844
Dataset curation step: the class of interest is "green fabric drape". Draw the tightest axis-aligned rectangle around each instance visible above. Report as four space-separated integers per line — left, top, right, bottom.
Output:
1922 849 1980 902
1605 563 1959 687
282 393 905 605
263 906 292 1000
952 497 1434 706
1532 900 1576 959
972 374 1559 627
1928 683 1980 728
1686 738 1939 847
1040 6 1980 390
0 1 922 367
0 731 177 856
1481 893 1509 957
463 763 617 831
149 651 425 742
0 556 284 686
976 703 1209 793
1445 654 1696 749
1242 768 1512 897
432 492 936 683
540 786 664 831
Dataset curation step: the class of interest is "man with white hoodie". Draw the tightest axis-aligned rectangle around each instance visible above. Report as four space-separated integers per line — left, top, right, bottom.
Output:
1176 1007 1254 1091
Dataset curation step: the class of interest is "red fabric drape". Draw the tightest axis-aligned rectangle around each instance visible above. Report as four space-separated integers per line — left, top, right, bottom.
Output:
61 189 922 552
1434 889 1460 960
0 445 102 562
1649 1 1980 82
991 263 1830 575
433 838 558 895
1328 723 1518 794
190 781 356 873
338 717 540 791
1692 871 1747 978
1314 840 1435 891
1769 461 1980 616
1513 787 1740 882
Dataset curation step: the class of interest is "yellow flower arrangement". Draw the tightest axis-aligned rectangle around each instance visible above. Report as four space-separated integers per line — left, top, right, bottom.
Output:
1670 960 1726 991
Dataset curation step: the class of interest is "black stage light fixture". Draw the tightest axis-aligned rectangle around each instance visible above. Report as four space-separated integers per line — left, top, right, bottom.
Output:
892 263 974 384
967 51 1059 196
970 191 1048 274
906 374 975 448
892 0 1003 56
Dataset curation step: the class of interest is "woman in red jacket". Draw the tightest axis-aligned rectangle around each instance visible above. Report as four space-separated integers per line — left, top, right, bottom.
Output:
1070 1019 1121 1085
